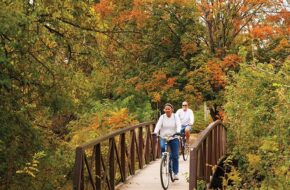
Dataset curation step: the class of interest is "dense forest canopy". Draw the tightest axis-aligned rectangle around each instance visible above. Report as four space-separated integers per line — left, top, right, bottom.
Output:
0 0 289 189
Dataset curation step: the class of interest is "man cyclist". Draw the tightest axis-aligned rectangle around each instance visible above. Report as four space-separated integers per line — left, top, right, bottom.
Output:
176 101 194 145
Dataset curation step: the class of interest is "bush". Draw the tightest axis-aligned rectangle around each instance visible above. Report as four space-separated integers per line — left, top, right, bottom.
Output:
224 60 289 189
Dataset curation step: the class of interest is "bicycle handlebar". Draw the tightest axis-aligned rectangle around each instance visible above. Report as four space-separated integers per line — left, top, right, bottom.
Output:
152 132 181 139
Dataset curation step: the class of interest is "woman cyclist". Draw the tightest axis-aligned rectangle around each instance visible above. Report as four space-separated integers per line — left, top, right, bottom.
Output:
153 103 181 180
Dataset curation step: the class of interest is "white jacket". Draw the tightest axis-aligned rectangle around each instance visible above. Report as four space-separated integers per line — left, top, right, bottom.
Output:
154 114 181 138
176 108 194 126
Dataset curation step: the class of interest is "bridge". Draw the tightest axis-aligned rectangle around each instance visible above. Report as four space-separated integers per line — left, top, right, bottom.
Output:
73 120 226 190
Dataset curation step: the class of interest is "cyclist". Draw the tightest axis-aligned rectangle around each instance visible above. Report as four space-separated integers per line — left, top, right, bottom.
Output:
176 101 194 145
153 103 181 180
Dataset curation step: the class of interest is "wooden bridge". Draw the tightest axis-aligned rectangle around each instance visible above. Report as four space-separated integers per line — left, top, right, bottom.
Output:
73 120 226 190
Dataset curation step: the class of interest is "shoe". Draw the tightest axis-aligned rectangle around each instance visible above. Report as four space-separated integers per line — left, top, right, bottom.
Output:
173 174 179 180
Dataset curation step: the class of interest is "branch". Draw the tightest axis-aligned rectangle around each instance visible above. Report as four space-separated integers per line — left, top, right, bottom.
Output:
0 34 9 58
232 4 264 39
28 51 55 86
43 24 65 37
57 18 141 34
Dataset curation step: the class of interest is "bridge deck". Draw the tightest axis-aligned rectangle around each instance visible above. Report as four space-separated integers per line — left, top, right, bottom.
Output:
118 134 198 190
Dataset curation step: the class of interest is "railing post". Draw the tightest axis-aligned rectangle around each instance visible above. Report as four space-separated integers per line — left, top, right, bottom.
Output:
207 132 212 182
224 126 227 154
145 125 150 164
199 144 204 179
109 138 115 190
213 127 217 164
95 144 101 190
120 133 126 182
138 127 143 168
157 137 161 158
218 126 221 161
73 147 84 190
130 130 135 174
196 149 200 179
202 140 207 180
218 124 221 159
189 148 198 190
151 124 157 160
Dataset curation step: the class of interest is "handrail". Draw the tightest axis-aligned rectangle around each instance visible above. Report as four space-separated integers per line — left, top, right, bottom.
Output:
79 121 155 149
189 120 226 189
73 121 161 190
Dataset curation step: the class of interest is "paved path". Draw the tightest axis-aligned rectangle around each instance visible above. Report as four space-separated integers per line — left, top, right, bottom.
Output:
118 157 189 190
118 134 198 190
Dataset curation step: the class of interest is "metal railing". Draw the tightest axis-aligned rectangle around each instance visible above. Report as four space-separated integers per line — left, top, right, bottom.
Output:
73 121 160 190
189 120 226 189
73 120 226 190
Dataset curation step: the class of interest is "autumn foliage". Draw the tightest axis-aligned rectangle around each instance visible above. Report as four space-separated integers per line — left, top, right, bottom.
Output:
0 0 289 189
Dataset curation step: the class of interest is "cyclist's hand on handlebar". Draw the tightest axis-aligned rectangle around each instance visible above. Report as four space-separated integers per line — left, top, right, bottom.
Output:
151 132 158 136
173 132 181 136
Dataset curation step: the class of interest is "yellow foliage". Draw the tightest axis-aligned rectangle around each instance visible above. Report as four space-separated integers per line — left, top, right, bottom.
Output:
90 115 100 129
273 38 289 52
222 166 242 188
16 151 46 178
274 165 288 176
247 153 261 167
260 139 279 152
104 108 137 129
151 92 161 103
184 84 194 92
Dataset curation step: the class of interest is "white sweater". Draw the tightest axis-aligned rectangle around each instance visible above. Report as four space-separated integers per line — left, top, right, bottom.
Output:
154 114 181 138
176 108 194 126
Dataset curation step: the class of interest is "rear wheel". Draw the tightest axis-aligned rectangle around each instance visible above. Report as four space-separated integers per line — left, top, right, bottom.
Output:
160 155 170 189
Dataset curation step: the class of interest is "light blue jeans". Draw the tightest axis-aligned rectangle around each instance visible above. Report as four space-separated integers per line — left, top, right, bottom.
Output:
160 138 179 174
180 124 192 134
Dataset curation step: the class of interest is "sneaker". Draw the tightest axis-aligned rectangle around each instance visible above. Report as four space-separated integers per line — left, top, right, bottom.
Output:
173 174 179 180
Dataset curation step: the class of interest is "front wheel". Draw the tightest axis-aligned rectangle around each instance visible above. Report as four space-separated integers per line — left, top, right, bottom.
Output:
169 158 174 182
160 155 170 189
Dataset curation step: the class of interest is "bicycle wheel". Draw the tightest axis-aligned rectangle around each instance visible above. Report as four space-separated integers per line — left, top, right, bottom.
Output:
183 144 189 161
180 138 185 161
169 158 175 182
182 139 189 161
160 155 170 189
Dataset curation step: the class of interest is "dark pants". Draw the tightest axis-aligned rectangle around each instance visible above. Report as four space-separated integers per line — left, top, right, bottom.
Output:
160 138 179 174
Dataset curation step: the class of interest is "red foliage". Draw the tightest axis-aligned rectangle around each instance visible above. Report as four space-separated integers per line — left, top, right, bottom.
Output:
181 43 197 56
93 0 114 17
207 54 242 91
251 25 276 39
221 54 242 71
114 0 149 27
207 60 226 91
167 77 176 87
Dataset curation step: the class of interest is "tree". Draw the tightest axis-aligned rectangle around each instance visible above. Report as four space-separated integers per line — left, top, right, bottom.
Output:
0 0 107 188
196 0 286 58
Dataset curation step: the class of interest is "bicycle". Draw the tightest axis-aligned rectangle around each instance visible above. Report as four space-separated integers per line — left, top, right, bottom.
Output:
153 133 180 190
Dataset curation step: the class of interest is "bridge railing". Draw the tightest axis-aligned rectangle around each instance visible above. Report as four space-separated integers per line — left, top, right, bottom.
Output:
189 120 226 189
73 121 161 190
